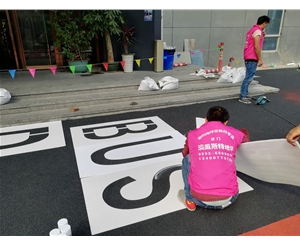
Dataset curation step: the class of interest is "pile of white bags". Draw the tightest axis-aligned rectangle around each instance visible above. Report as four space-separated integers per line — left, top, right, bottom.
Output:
217 66 246 84
0 88 11 105
138 76 179 91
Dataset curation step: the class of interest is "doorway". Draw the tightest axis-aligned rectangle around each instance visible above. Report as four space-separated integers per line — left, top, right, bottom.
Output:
17 10 56 67
0 10 16 70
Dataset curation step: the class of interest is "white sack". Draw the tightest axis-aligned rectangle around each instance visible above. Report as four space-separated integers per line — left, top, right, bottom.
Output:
138 77 160 91
0 88 11 105
158 76 179 90
217 68 234 83
232 67 246 83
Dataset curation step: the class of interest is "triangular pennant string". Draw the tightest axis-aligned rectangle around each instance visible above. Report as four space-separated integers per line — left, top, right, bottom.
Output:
29 68 36 78
177 54 181 58
120 61 125 69
8 69 16 79
135 59 141 67
148 58 153 64
86 64 92 73
50 67 56 75
103 62 108 71
69 66 75 74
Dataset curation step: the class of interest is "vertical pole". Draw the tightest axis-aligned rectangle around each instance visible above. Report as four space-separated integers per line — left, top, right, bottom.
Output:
41 10 52 65
218 42 224 74
154 40 163 72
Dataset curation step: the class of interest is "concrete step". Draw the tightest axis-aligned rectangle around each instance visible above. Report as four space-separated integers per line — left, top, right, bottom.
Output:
0 78 279 127
0 79 240 114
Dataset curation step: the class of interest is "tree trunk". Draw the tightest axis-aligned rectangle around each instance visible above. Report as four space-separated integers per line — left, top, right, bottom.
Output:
104 31 114 63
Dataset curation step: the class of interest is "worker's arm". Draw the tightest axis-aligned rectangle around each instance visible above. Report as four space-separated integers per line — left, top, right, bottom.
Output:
254 35 263 67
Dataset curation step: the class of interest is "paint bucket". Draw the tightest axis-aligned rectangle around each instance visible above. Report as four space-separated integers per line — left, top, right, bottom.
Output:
49 228 61 236
60 224 72 236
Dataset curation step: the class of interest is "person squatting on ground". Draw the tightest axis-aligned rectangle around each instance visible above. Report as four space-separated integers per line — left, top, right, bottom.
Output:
239 15 271 104
179 106 250 211
286 124 300 147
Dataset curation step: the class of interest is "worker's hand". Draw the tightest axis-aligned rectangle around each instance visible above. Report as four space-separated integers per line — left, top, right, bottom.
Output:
286 125 300 146
258 59 263 67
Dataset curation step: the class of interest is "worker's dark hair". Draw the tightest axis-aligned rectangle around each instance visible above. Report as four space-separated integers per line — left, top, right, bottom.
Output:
206 106 229 123
257 15 271 25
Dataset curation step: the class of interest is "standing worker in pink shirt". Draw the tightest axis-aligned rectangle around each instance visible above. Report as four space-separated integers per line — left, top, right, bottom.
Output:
239 15 270 104
179 106 250 211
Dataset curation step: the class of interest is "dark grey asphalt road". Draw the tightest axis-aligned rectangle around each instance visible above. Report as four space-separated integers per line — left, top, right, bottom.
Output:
1 68 299 236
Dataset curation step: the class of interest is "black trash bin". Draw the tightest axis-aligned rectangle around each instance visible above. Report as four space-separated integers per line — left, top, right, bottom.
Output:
163 49 176 70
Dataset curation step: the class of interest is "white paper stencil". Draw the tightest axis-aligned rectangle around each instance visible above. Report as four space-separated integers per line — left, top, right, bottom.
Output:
81 158 253 235
236 139 300 187
81 159 184 235
0 121 65 157
74 116 253 235
196 117 206 128
70 116 186 178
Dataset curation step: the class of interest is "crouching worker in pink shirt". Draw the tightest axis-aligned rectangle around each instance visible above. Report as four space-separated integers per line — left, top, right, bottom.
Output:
179 106 250 211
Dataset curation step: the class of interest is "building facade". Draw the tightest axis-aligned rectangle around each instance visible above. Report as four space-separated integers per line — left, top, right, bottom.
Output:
162 10 300 68
1 10 299 72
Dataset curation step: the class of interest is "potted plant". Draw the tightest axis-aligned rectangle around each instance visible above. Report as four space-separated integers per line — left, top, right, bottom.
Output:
84 10 125 72
49 10 94 73
118 26 136 73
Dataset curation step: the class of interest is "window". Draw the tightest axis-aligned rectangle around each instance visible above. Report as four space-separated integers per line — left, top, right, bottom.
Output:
263 10 284 51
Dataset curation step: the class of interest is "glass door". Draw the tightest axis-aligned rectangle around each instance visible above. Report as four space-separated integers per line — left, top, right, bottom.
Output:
17 10 55 66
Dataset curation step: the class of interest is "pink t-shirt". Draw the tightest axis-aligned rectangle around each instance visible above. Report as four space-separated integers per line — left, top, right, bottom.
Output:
187 121 244 196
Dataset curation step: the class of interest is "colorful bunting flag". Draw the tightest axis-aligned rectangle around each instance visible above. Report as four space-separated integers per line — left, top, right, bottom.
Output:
86 64 92 73
135 59 141 67
103 62 108 71
69 66 75 74
120 61 125 70
8 69 16 79
50 67 57 75
29 68 36 78
2 46 228 76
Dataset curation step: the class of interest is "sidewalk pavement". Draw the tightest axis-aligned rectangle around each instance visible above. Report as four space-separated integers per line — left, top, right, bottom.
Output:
1 64 295 96
0 64 212 96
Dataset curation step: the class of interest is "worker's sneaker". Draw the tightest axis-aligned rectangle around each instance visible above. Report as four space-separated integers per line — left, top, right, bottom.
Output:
239 97 251 104
185 200 196 211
